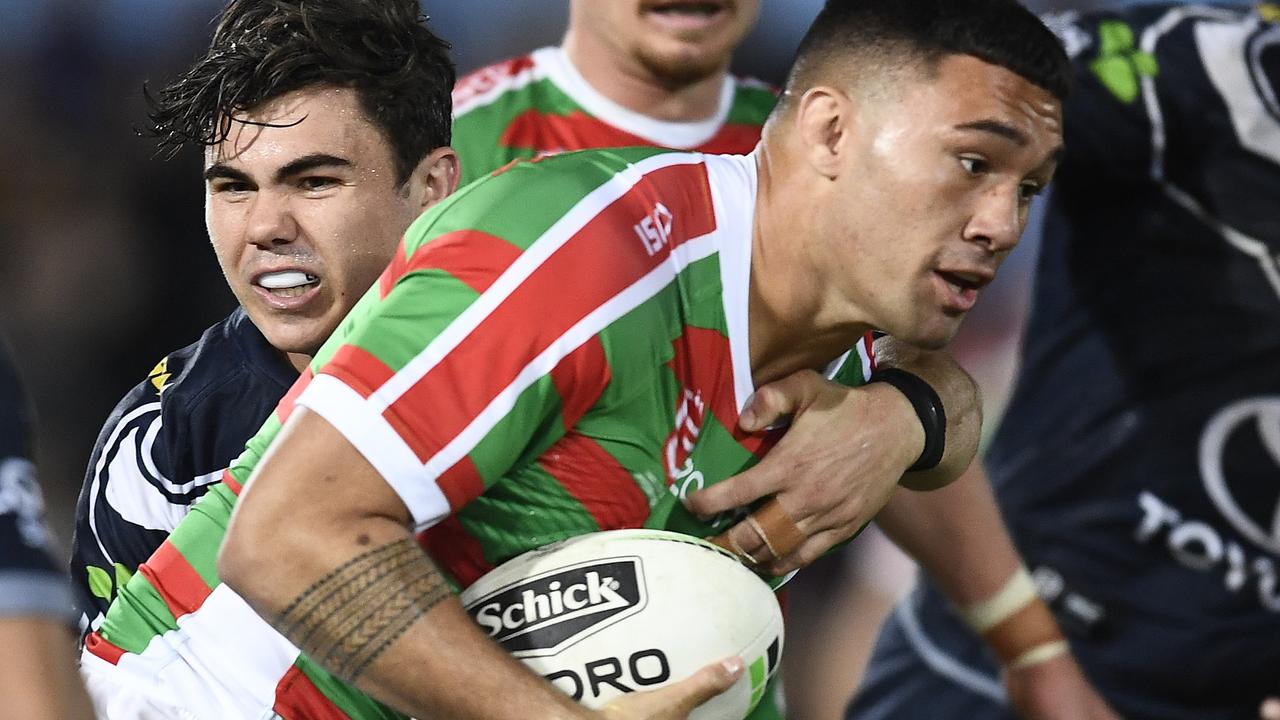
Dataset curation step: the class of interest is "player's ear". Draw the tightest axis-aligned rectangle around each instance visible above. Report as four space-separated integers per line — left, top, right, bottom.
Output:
408 146 460 213
793 86 851 180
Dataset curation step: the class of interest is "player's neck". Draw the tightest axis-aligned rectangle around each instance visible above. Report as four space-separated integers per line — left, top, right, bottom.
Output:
561 35 727 123
747 147 873 385
285 351 312 374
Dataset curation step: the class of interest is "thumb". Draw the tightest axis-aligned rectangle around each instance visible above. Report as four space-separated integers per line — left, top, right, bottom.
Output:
654 657 744 716
741 371 822 432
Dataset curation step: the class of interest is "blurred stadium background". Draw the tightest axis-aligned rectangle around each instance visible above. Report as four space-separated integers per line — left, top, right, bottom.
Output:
0 0 1248 714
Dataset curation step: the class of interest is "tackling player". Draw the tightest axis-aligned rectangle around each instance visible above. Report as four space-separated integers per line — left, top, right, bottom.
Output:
82 1 1070 718
849 4 1280 720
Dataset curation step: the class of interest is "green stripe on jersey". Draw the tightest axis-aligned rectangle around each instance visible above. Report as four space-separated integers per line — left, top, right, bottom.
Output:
169 483 236 590
292 655 407 720
101 572 179 654
726 84 778 126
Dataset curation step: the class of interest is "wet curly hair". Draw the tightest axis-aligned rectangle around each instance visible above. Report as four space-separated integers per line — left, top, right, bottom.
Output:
146 0 455 184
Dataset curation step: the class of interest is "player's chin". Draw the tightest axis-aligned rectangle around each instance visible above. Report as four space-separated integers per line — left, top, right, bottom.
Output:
254 312 337 361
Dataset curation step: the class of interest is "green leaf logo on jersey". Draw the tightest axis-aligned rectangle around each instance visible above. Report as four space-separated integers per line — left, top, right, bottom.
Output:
1089 20 1159 104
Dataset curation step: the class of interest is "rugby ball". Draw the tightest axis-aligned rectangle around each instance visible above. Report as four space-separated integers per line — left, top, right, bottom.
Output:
460 529 783 719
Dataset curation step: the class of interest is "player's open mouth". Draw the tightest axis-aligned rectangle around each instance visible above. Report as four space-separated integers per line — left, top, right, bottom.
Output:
934 270 988 313
254 271 320 300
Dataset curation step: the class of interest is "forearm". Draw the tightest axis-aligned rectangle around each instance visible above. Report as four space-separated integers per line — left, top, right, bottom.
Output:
0 617 96 720
872 337 981 491
876 462 1020 605
879 463 1067 670
221 411 592 719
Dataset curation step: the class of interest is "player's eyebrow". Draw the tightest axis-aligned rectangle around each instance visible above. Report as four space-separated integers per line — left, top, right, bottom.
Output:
202 154 353 185
957 119 1066 166
273 153 353 183
955 119 1029 146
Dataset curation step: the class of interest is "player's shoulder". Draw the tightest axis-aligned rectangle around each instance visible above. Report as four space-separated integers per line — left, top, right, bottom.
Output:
453 48 554 119
100 309 291 436
400 147 732 267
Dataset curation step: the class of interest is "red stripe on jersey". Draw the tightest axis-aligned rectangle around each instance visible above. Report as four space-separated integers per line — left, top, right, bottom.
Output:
539 432 650 531
863 332 877 374
694 124 766 154
499 110 764 156
136 540 211 619
386 161 717 470
272 664 348 720
379 238 411 299
222 468 243 496
325 345 395 399
434 455 486 513
84 631 126 665
500 110 641 153
453 55 536 108
275 368 314 425
380 230 522 298
417 513 494 589
549 336 610 429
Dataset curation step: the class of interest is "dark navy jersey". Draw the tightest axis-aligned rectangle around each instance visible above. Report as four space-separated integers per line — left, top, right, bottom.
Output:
0 340 75 621
70 307 298 627
988 4 1280 714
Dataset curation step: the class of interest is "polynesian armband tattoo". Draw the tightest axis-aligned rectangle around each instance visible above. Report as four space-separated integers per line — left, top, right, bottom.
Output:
275 537 452 681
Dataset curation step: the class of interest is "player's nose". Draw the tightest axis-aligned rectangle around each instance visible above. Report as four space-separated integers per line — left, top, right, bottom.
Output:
963 185 1022 254
243 190 299 249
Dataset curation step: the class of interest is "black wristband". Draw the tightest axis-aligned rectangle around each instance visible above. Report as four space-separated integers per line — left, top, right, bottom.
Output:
868 367 946 472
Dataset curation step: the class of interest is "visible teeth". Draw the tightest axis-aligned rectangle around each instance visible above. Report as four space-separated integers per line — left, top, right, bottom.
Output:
258 271 317 290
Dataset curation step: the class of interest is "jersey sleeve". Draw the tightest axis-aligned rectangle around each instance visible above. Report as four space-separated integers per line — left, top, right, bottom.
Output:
0 344 75 622
294 239 581 533
69 358 199 619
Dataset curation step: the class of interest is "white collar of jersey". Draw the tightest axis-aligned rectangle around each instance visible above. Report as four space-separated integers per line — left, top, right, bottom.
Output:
535 45 737 149
710 149 856 416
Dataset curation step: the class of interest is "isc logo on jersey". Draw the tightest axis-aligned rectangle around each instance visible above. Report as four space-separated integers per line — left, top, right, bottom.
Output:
468 558 646 656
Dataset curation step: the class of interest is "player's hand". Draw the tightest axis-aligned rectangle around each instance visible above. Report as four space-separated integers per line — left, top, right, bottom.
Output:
597 657 743 720
1003 653 1123 720
686 370 921 576
1260 697 1280 719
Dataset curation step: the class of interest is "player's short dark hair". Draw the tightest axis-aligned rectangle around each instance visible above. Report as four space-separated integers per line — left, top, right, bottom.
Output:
784 0 1070 104
146 0 455 184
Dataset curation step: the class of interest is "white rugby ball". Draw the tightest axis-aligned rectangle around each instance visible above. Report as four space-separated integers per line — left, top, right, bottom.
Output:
460 529 783 719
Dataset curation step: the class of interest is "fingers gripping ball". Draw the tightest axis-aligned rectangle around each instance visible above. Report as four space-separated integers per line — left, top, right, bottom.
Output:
460 529 784 719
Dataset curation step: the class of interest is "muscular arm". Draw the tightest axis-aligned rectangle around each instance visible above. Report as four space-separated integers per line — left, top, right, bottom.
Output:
221 408 598 720
221 409 736 720
688 338 981 574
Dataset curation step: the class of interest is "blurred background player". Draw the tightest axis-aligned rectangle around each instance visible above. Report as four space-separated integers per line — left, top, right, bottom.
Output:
84 1 1070 718
0 339 95 720
69 0 460 629
451 0 774 187
849 4 1280 719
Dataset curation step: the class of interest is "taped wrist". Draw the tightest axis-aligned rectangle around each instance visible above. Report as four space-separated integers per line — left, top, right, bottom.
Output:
867 367 946 471
960 567 1067 670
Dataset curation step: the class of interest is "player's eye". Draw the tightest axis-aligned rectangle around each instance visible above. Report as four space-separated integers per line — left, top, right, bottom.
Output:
299 176 338 191
959 156 988 176
210 180 252 195
1018 181 1045 203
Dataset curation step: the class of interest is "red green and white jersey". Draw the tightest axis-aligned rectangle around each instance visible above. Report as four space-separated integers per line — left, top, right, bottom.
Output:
452 46 777 186
83 147 875 720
